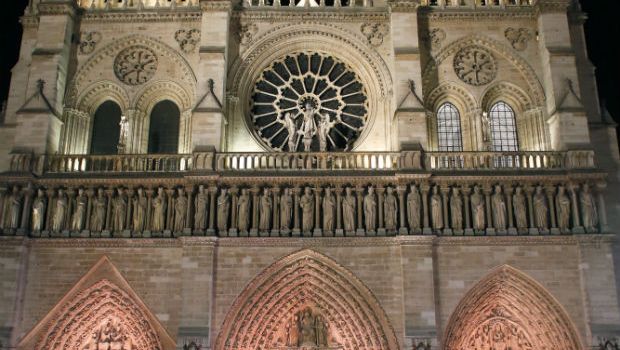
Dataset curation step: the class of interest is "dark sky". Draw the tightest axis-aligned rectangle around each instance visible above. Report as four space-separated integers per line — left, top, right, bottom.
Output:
0 1 619 126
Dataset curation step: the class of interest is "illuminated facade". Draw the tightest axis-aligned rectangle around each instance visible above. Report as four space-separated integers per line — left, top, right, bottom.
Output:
0 0 619 349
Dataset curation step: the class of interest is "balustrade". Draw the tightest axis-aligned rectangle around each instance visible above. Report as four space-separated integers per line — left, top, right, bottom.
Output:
79 0 200 11
420 0 535 8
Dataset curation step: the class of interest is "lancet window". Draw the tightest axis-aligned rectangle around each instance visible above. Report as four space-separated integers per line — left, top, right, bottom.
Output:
489 101 519 152
436 102 463 152
148 100 180 154
90 101 122 155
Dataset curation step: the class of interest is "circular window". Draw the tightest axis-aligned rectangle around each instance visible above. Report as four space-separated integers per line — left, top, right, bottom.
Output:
251 52 368 152
114 46 158 86
453 46 497 86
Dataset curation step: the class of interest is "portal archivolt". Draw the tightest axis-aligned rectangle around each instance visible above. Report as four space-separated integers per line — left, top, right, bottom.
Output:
215 249 399 350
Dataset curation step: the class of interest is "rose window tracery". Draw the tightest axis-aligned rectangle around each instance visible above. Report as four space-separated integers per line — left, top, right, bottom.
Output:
114 46 158 86
453 46 497 86
251 52 369 152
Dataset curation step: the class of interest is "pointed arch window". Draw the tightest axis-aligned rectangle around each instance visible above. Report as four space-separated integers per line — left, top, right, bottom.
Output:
489 101 519 152
148 100 180 154
90 101 122 155
436 103 463 152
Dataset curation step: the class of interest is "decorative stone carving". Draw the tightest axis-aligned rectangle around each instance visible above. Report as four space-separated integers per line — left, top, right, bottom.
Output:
238 189 251 232
430 186 443 230
71 188 87 231
133 188 148 232
280 188 293 231
259 188 272 231
513 186 528 231
580 184 598 232
300 187 315 233
31 189 47 233
284 308 330 347
492 185 506 231
174 188 188 232
114 46 158 86
361 22 389 47
471 185 486 231
384 187 398 232
151 187 166 232
4 186 22 230
533 186 548 231
464 307 534 350
342 187 357 233
450 187 463 231
194 185 208 231
556 186 571 232
453 46 497 86
505 28 533 51
239 23 258 46
318 112 340 152
90 189 107 232
364 186 377 232
52 189 68 232
175 29 201 54
323 187 336 232
407 184 421 231
428 28 446 50
79 31 102 55
217 189 231 232
82 317 136 350
112 188 127 232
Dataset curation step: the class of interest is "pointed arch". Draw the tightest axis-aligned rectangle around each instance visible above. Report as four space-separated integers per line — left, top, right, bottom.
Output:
215 249 399 350
18 256 176 350
443 265 583 350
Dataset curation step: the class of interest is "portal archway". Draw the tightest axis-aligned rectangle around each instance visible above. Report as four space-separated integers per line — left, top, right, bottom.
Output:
443 265 583 350
215 249 399 350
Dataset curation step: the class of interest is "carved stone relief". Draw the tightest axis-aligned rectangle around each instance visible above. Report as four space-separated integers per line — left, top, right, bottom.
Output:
114 45 158 86
239 23 258 46
453 46 497 86
505 28 533 51
361 23 389 47
175 29 201 54
428 28 446 51
79 31 102 55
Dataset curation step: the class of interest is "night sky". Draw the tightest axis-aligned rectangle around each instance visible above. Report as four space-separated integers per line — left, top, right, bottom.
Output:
0 1 618 127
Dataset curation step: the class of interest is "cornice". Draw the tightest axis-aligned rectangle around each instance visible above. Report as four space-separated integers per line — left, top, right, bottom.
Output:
38 2 78 17
80 10 202 23
419 8 537 21
536 0 570 14
235 8 389 22
201 0 233 12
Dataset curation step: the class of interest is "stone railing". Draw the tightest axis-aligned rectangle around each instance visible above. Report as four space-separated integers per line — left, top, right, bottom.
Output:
424 151 595 171
45 154 196 173
78 0 200 11
420 0 535 8
242 0 376 9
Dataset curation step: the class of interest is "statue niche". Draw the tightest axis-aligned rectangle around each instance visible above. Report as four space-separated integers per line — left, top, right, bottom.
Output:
279 308 335 350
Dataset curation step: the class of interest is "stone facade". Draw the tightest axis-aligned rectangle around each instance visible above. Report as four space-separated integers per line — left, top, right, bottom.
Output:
0 0 619 349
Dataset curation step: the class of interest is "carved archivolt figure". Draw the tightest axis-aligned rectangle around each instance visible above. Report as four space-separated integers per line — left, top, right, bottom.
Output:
364 186 377 232
322 187 335 232
384 187 398 231
259 188 272 231
533 186 548 230
450 187 463 231
556 186 571 232
238 189 251 232
194 185 208 231
471 186 486 231
342 187 356 233
217 189 230 232
580 184 598 232
300 309 317 346
174 188 188 232
513 186 528 230
300 187 314 232
90 189 107 232
52 189 68 232
430 186 443 230
407 185 421 230
280 188 293 231
112 188 127 232
492 185 506 231
286 315 300 347
151 188 166 232
132 188 147 232
71 188 87 231
31 189 47 232
5 186 22 230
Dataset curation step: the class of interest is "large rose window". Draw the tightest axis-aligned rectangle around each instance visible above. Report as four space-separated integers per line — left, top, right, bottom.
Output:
251 52 368 152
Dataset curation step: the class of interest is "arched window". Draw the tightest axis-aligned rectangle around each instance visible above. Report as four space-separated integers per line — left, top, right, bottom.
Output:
436 103 463 151
489 101 519 152
148 100 180 154
90 101 122 155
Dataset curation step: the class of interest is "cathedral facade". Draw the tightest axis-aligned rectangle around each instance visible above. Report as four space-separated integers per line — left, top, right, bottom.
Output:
0 0 620 349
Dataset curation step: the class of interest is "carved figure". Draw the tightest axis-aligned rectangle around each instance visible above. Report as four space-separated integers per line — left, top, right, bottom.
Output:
31 189 46 232
580 184 598 232
533 186 548 230
112 188 127 232
280 188 293 231
118 115 129 152
287 315 300 347
300 187 314 232
342 187 356 232
174 188 188 232
315 315 328 347
279 112 298 152
384 187 398 231
299 102 318 152
90 189 107 232
52 189 68 232
513 187 528 230
259 188 272 231
407 184 421 230
217 189 230 232
556 186 571 232
364 186 377 231
132 188 147 232
151 188 166 232
71 189 87 231
299 309 317 346
194 185 208 231
450 187 463 231
323 187 335 232
492 185 506 231
238 189 251 232
318 113 338 152
4 186 22 230
430 186 443 230
471 185 486 231
481 112 491 143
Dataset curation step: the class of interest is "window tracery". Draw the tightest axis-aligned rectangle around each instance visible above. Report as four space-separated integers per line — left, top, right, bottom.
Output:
453 46 497 86
489 101 519 152
436 103 463 152
114 46 159 86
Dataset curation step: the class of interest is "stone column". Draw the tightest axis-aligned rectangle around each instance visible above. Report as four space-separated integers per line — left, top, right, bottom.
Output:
545 185 559 234
229 186 239 237
66 188 75 236
250 187 260 236
397 186 408 235
271 186 280 237
596 182 609 233
355 186 365 236
376 186 385 236
0 187 7 231
126 188 135 235
441 185 451 236
85 188 94 235
104 189 114 237
207 186 218 236
43 189 55 237
483 184 494 235
421 184 431 235
568 182 584 234
145 189 154 236
462 185 473 236
292 187 301 237
314 187 322 237
524 185 537 235
505 185 516 235
19 185 34 235
335 185 344 237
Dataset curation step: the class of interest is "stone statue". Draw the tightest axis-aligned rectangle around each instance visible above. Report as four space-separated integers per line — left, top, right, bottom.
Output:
280 188 293 231
287 315 300 347
259 188 272 231
471 185 485 231
384 187 398 231
118 115 129 152
300 187 314 232
533 186 548 230
580 184 598 232
364 186 377 232
492 185 506 231
217 189 230 232
52 189 68 232
174 188 188 232
407 185 421 231
299 309 317 346
450 187 463 231
556 186 571 232
71 188 87 231
322 187 335 232
238 188 251 232
430 186 443 230
112 188 127 232
279 112 298 152
342 187 356 233
318 112 339 152
5 186 22 230
151 187 166 232
194 185 208 231
31 189 46 232
299 102 318 152
481 111 491 143
513 186 528 230
90 189 107 232
132 188 147 232
315 315 328 347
